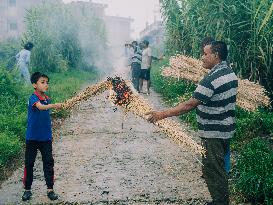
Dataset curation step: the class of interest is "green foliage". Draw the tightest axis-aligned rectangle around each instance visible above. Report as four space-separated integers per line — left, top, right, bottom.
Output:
233 108 273 150
24 2 108 73
233 138 273 204
151 60 198 129
0 66 29 139
0 132 22 170
0 40 20 70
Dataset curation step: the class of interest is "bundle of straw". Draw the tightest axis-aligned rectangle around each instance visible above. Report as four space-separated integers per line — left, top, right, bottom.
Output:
161 54 271 111
62 80 110 109
108 77 205 156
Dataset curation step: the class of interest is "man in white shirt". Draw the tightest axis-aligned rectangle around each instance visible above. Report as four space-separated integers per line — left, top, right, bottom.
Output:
16 42 34 83
139 40 152 94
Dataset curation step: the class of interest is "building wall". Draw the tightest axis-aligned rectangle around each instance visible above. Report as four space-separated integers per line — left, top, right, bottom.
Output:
0 0 61 41
0 0 133 57
70 0 106 19
140 20 165 46
104 16 132 46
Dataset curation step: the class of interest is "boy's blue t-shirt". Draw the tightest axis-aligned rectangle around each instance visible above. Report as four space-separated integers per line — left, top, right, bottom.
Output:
26 91 52 141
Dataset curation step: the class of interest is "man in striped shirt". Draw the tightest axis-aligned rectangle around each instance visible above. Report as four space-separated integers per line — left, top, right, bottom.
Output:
147 41 238 205
131 41 142 92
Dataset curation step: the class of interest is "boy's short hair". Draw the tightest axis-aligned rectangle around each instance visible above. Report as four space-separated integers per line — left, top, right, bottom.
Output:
24 42 34 51
31 72 49 84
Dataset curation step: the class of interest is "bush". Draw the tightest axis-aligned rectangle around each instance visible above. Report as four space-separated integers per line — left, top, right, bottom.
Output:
0 66 28 139
0 40 19 70
233 108 273 150
0 132 22 171
233 138 273 204
24 2 108 73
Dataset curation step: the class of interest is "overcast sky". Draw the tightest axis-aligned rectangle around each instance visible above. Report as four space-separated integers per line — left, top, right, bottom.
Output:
63 0 161 38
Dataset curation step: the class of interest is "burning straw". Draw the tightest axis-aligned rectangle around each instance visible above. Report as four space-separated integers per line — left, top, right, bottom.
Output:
61 80 110 109
161 54 271 111
107 77 205 156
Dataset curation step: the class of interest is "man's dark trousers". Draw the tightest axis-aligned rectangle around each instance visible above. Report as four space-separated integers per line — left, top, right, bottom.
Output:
23 141 54 190
131 62 141 91
201 138 230 205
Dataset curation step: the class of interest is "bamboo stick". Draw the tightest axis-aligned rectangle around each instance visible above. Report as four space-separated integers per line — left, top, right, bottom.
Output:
108 77 205 156
61 80 110 109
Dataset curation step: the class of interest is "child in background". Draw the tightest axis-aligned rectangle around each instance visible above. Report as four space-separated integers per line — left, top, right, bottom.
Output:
22 72 62 201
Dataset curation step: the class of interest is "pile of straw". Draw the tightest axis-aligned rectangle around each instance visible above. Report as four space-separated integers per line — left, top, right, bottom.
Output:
161 54 271 111
61 80 110 109
108 77 205 156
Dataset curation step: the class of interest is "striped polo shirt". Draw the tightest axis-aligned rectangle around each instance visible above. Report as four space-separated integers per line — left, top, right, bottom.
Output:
192 61 238 139
131 46 142 65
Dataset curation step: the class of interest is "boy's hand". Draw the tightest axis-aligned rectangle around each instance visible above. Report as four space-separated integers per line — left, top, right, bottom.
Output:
53 103 63 109
145 111 165 123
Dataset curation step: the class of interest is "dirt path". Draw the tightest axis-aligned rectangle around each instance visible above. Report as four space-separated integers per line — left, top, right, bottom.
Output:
0 79 211 204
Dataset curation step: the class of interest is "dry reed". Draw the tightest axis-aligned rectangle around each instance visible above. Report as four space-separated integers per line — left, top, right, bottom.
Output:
161 54 271 111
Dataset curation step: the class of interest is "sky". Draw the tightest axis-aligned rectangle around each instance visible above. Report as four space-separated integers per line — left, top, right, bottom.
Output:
63 0 161 38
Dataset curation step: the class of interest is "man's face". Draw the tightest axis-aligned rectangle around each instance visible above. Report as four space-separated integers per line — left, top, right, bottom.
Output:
202 45 219 69
132 42 137 48
33 77 49 93
142 42 148 49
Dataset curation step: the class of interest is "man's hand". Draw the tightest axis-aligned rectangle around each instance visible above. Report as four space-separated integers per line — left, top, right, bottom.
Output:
146 111 165 123
53 103 63 109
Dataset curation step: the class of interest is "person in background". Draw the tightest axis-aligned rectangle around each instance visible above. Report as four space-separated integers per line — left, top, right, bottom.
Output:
125 43 134 67
139 40 152 94
147 41 238 205
16 42 34 83
22 72 62 201
130 41 142 92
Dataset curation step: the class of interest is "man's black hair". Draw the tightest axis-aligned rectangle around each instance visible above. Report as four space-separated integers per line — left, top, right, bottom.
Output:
31 72 49 84
211 41 228 61
201 37 214 49
24 42 34 51
142 40 149 46
131 41 138 45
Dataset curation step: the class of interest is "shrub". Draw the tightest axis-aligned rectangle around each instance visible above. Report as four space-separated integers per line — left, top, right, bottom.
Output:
233 138 273 204
0 40 19 70
0 132 22 170
24 2 108 72
233 108 273 150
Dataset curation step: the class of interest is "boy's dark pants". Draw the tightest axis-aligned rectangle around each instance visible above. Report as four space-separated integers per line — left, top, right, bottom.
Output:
201 138 230 205
23 141 54 190
131 62 141 91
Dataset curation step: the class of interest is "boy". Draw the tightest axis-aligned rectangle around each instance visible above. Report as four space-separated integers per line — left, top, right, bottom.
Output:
22 72 62 201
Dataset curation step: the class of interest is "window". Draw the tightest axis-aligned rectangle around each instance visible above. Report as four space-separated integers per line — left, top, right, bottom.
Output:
8 0 16 7
10 22 17 30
